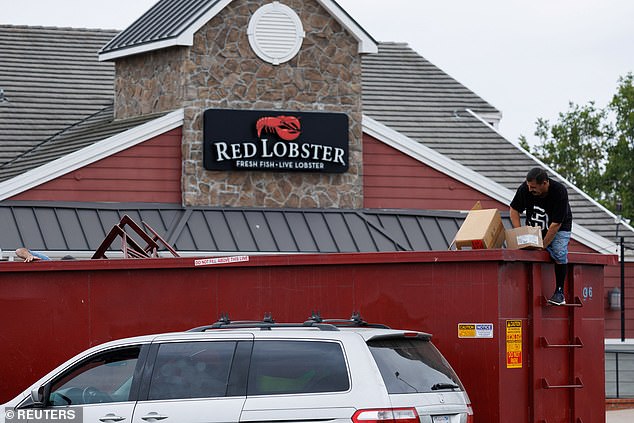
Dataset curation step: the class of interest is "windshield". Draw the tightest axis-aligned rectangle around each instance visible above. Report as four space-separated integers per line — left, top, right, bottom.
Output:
368 337 463 394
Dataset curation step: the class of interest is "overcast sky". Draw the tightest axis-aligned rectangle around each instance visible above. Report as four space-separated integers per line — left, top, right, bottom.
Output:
3 0 634 146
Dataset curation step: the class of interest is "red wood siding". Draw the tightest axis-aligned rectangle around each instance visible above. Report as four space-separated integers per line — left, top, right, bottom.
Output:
363 134 602 256
604 262 634 339
568 240 596 253
10 128 182 203
363 134 508 211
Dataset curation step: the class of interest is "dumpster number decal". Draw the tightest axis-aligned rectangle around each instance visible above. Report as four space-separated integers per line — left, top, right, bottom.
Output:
506 320 522 369
582 286 593 301
458 323 493 338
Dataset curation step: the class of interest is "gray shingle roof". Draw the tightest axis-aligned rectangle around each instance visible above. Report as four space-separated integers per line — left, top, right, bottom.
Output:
0 26 631 253
0 201 481 257
362 42 633 251
0 106 165 181
363 43 501 122
0 25 118 166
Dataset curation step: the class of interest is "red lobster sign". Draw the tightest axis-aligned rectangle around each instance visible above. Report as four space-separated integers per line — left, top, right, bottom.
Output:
256 116 301 141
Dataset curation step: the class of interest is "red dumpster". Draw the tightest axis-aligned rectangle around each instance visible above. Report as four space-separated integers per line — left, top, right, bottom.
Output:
0 249 615 422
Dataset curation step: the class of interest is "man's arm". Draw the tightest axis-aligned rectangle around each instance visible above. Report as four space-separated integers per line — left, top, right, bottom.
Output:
15 248 50 262
15 248 39 262
542 222 562 248
510 207 522 228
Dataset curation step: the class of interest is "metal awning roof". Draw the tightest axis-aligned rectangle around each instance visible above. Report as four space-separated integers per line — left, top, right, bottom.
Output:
0 201 502 259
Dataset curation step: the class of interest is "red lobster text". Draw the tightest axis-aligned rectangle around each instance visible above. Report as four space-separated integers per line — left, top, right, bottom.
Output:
256 116 301 141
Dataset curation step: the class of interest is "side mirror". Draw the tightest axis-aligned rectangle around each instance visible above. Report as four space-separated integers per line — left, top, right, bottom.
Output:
29 384 49 407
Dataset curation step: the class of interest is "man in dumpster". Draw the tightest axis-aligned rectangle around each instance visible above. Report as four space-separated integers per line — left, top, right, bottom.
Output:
15 248 75 261
510 167 573 305
15 247 51 262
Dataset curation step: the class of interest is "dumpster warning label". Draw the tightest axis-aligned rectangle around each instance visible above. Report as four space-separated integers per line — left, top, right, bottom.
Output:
194 255 250 267
506 320 522 369
458 323 493 338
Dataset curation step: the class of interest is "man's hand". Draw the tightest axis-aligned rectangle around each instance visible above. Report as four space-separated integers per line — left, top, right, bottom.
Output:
542 223 562 248
15 248 41 262
24 253 41 262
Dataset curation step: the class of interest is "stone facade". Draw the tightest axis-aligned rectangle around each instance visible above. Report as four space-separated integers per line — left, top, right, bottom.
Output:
114 47 188 120
114 0 364 208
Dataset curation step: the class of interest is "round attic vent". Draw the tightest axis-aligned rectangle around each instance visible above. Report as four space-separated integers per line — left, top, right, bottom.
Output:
247 2 305 65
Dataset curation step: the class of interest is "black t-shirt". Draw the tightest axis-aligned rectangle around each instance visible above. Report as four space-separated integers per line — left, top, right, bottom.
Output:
510 179 573 236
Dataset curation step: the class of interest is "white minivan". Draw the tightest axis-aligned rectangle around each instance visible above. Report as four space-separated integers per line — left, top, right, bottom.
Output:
2 315 473 423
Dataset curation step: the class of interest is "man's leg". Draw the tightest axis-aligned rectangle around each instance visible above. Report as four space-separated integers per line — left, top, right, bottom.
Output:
554 263 567 291
546 231 571 305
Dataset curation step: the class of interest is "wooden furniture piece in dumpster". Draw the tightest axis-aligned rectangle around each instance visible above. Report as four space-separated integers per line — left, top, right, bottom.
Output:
91 214 180 259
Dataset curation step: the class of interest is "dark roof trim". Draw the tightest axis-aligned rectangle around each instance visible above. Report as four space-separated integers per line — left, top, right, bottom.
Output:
99 0 225 58
0 201 483 258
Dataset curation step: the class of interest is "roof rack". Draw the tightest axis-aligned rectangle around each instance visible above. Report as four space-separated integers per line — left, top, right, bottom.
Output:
305 311 391 329
186 312 391 332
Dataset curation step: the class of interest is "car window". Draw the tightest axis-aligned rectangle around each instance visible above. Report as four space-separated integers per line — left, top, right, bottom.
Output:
368 338 464 394
49 346 141 406
148 341 236 400
247 340 349 395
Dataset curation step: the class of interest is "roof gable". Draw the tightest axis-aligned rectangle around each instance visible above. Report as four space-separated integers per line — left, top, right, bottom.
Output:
361 42 634 253
98 0 377 61
0 109 184 201
362 114 618 255
0 106 163 182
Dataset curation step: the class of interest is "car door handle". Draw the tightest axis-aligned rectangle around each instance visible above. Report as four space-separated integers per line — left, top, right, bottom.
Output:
141 414 168 421
99 414 127 422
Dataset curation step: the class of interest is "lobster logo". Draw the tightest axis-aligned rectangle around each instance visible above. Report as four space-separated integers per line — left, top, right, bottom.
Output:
256 116 301 141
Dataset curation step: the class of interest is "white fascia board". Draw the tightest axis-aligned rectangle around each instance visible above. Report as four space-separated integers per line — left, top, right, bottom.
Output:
99 37 193 61
605 339 634 350
362 114 514 205
0 109 184 201
316 0 378 54
572 223 619 255
474 111 503 129
363 114 617 254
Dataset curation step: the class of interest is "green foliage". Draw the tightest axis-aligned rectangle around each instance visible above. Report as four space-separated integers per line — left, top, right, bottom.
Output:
525 73 634 222
605 74 634 219
518 135 531 152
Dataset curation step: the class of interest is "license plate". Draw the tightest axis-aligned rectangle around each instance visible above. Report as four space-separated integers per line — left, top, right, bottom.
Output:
432 416 450 423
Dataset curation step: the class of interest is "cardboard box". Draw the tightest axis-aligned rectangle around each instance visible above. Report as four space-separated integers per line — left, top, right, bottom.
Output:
505 226 544 250
453 203 505 250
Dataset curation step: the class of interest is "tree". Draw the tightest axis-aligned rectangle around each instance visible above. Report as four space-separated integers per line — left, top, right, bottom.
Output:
605 74 634 221
524 73 634 222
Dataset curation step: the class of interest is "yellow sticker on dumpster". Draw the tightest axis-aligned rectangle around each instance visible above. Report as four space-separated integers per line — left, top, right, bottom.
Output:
458 323 493 338
506 320 522 369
